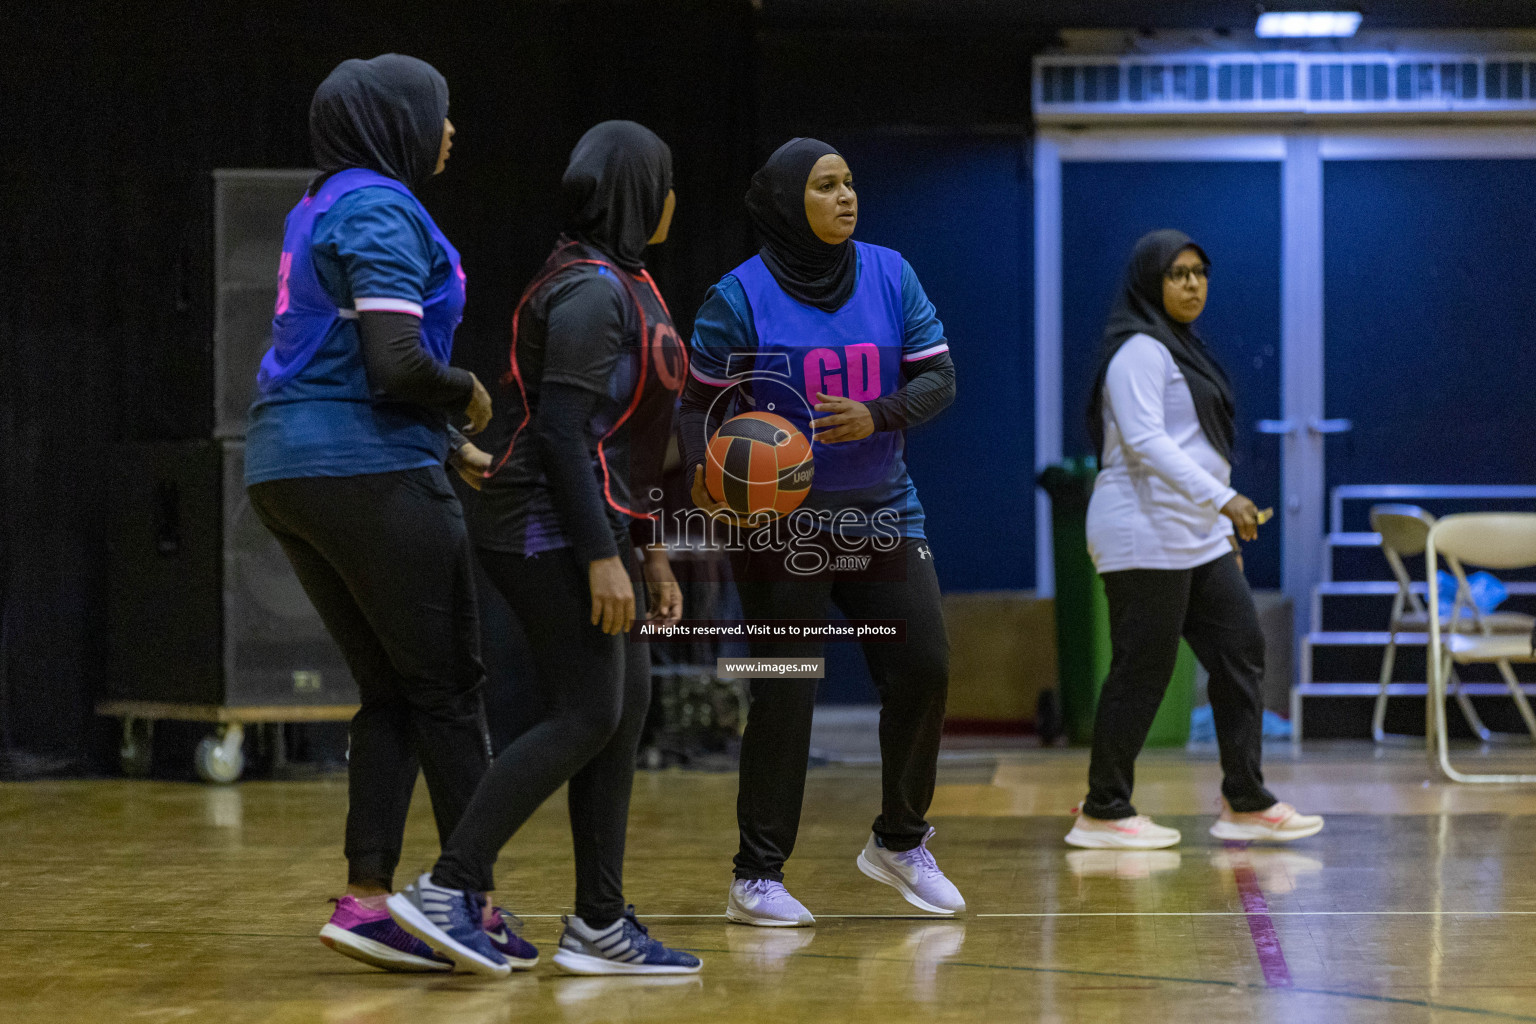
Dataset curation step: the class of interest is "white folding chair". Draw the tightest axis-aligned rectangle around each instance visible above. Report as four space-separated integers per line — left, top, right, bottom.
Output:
1426 513 1536 783
1370 504 1535 744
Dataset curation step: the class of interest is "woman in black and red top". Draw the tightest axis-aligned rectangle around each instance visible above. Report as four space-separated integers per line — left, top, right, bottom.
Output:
386 121 700 976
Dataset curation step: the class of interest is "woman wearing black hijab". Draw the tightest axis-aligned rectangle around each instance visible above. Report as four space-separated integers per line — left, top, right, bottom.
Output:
387 121 700 977
245 54 531 974
677 138 963 926
1068 229 1323 850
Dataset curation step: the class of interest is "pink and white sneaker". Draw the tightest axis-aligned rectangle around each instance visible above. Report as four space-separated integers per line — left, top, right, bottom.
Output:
320 895 453 972
1210 800 1324 842
1064 806 1182 850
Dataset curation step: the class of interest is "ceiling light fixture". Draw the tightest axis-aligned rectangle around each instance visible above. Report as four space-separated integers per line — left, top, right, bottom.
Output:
1255 11 1362 38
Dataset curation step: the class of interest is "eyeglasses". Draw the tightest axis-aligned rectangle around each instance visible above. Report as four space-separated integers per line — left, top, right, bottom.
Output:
1165 264 1210 285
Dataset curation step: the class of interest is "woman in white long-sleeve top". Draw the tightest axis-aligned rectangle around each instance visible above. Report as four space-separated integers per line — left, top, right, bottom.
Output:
1066 229 1323 851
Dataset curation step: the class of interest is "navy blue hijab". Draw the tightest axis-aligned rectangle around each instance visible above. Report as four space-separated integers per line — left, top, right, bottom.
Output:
308 54 448 191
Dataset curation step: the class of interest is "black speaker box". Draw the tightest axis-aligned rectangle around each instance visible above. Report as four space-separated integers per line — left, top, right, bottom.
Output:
212 169 315 438
106 440 356 707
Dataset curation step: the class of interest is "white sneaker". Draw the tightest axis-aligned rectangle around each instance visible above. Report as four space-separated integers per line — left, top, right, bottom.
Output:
856 828 966 915
1209 800 1324 842
726 878 815 927
1064 810 1181 850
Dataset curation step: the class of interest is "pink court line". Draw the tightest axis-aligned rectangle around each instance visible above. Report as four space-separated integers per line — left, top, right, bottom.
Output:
1226 840 1294 988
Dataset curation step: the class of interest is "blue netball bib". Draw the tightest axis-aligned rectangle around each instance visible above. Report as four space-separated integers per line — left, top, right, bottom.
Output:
732 241 905 492
245 169 466 486
260 168 464 391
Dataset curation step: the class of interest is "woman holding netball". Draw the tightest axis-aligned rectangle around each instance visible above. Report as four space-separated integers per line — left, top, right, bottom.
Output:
245 55 534 972
678 137 962 926
1068 229 1323 850
387 121 700 976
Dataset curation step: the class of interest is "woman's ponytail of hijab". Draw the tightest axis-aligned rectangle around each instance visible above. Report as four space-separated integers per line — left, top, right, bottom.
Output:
308 53 449 193
1087 229 1236 463
744 137 858 313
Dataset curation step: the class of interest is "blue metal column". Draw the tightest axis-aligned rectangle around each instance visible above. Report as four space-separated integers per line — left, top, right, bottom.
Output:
1033 136 1063 597
1280 133 1326 638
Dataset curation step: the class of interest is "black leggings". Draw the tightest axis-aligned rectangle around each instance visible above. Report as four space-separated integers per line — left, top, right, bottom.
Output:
729 536 950 882
431 544 649 926
1085 552 1277 820
248 468 491 891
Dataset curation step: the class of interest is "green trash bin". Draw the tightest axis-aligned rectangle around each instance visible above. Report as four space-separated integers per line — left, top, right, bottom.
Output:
1038 458 1195 747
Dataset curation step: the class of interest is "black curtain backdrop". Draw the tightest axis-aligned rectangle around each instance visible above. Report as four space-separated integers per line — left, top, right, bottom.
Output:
0 0 1046 769
0 0 760 768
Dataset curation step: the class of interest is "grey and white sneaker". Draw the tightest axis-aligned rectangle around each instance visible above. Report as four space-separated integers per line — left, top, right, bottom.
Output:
726 878 815 927
856 827 966 915
551 907 701 975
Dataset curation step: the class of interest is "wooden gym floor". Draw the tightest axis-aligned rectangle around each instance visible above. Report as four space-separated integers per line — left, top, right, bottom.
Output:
5 743 1536 1023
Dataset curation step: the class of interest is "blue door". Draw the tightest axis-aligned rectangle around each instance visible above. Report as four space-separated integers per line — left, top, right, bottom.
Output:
1324 159 1536 493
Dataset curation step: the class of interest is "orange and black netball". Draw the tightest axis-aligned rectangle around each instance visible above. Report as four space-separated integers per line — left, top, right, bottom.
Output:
705 412 814 517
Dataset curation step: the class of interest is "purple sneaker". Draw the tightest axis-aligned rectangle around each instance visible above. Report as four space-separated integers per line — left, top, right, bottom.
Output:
319 895 453 972
856 827 966 915
483 906 540 968
726 878 815 927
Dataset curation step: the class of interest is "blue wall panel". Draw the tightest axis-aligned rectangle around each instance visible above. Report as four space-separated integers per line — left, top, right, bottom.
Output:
1061 161 1283 589
836 134 1034 594
1323 159 1536 491
810 134 1032 703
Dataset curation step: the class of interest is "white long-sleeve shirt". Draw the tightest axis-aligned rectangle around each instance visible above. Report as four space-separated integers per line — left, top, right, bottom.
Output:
1086 333 1237 573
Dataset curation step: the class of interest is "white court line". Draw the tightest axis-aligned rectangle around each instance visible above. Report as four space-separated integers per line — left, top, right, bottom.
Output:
508 911 1536 919
511 913 943 919
976 911 1536 917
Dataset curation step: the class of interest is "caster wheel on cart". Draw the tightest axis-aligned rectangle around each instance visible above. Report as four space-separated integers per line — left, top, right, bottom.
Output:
195 725 246 784
120 717 154 777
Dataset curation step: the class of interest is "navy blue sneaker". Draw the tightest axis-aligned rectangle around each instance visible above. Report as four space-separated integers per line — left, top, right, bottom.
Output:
552 906 702 975
387 873 511 977
484 906 540 968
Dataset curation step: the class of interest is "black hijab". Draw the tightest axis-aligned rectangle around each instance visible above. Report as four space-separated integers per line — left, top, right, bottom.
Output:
745 137 857 312
561 120 673 272
1088 229 1236 463
309 54 449 191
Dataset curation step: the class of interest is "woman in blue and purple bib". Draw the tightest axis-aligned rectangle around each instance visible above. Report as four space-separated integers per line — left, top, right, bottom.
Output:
244 55 528 973
678 138 965 926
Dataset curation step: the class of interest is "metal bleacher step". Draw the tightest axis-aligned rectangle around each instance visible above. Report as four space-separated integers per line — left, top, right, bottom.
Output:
1316 581 1536 596
1316 581 1401 595
1326 532 1391 583
1296 484 1536 744
1308 630 1426 646
1293 680 1536 697
1311 582 1536 633
1328 531 1381 548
